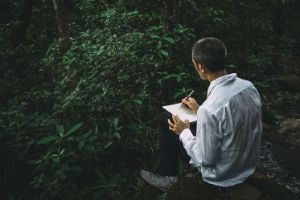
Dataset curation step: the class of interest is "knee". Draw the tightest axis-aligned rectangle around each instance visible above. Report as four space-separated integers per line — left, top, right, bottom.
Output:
159 111 173 138
159 111 172 126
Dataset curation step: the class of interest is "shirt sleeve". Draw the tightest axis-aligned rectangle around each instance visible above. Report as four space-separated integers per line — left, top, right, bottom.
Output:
179 108 221 167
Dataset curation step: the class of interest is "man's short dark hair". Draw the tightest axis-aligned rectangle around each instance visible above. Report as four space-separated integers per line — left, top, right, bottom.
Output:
192 37 227 72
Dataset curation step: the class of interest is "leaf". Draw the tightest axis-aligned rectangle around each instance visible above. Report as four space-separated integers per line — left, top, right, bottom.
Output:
37 135 59 144
65 122 84 137
82 130 93 140
156 41 162 49
132 99 142 105
43 90 51 96
150 35 160 40
163 37 175 44
105 141 113 149
57 124 64 137
114 133 121 140
160 50 169 57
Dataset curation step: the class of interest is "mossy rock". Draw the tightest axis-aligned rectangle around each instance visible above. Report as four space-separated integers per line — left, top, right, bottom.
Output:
165 172 299 200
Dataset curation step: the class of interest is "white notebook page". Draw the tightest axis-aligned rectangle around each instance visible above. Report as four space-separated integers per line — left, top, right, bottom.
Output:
163 103 197 122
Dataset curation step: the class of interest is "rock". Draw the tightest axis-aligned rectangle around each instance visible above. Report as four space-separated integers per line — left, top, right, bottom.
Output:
278 118 300 150
165 172 298 200
246 171 299 200
166 176 261 200
262 123 278 141
166 176 230 200
273 118 300 173
228 183 261 200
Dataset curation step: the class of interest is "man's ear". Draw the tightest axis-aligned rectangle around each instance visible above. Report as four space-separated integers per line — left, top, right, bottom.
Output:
198 63 206 73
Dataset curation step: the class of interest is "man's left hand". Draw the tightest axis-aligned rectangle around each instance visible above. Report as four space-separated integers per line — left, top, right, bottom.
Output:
168 115 190 135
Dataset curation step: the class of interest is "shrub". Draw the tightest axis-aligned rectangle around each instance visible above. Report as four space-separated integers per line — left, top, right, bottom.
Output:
1 7 195 199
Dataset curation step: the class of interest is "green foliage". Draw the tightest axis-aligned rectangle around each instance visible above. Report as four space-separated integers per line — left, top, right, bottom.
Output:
1 0 300 199
1 5 195 199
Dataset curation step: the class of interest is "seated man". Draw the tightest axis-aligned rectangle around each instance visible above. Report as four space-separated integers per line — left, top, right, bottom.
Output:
140 37 262 192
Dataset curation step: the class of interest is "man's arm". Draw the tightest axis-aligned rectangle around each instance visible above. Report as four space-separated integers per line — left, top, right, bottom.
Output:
179 108 221 167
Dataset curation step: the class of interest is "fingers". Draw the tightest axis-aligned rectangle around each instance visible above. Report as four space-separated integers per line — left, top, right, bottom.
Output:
182 97 199 110
168 119 176 132
183 98 197 105
168 116 183 132
168 118 173 127
184 119 190 129
182 99 194 110
188 97 197 103
174 115 180 122
172 114 181 123
172 115 176 123
168 116 190 135
182 99 191 108
182 98 190 105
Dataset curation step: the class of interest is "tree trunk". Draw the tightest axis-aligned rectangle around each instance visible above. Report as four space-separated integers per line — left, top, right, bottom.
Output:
11 0 33 45
52 0 70 55
163 0 177 30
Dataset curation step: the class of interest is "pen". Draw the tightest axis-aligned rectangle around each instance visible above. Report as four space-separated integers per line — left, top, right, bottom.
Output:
184 90 194 100
181 90 194 107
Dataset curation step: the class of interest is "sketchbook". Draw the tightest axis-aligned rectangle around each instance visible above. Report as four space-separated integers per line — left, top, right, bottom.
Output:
163 103 197 122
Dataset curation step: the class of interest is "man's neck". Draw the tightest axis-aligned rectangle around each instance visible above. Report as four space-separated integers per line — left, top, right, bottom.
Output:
207 70 228 82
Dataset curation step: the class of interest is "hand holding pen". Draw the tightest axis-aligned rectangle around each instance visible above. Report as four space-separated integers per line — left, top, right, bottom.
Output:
184 90 195 101
181 90 200 113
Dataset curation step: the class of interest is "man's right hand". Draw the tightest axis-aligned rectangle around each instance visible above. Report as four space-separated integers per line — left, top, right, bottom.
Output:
182 97 200 113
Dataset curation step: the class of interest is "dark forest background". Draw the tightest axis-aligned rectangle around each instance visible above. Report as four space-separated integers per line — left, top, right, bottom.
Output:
0 0 299 199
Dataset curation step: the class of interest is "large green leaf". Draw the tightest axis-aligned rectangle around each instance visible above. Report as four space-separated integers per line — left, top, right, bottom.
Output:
65 122 84 137
163 37 175 44
37 135 59 144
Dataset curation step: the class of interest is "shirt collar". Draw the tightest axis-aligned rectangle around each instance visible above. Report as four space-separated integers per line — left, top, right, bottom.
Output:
207 73 237 96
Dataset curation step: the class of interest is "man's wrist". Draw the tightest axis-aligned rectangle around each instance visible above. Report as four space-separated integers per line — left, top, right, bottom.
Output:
179 127 190 135
179 128 193 142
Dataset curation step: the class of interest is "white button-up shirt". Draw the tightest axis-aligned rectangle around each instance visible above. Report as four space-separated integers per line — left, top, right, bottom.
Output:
180 73 262 187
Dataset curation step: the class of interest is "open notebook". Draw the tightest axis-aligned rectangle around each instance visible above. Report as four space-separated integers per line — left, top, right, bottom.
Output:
163 103 197 122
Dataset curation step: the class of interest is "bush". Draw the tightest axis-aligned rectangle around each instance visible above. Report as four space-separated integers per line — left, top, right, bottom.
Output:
0 7 195 199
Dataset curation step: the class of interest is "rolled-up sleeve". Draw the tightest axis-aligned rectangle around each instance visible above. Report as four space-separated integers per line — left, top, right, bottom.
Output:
179 108 221 167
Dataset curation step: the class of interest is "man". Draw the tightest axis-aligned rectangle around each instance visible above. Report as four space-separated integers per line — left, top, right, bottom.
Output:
140 37 262 192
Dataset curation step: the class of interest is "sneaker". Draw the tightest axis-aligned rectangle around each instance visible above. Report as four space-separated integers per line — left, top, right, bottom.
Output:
140 170 178 192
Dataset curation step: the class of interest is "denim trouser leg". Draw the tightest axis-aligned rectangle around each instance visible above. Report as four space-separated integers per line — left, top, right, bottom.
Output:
158 111 196 176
